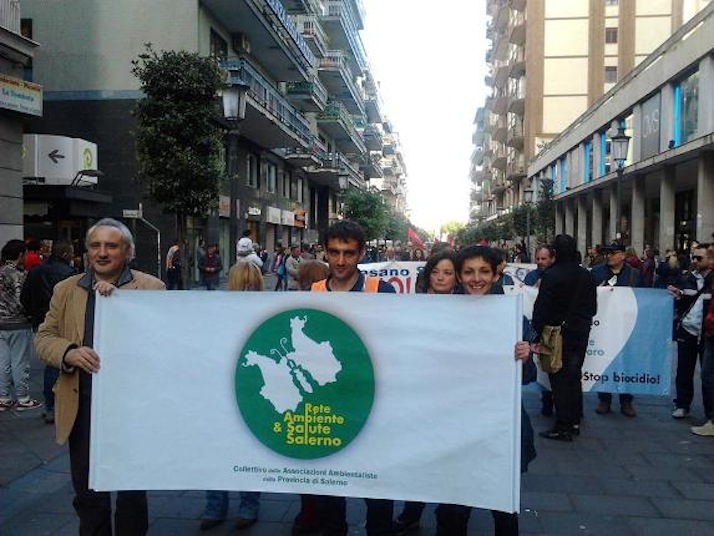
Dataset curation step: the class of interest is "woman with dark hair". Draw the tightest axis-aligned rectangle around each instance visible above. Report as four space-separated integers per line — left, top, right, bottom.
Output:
432 245 536 536
393 250 459 534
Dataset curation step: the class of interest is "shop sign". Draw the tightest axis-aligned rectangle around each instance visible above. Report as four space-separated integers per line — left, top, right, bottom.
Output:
281 210 295 226
294 209 306 228
266 206 282 224
247 206 262 219
0 74 42 116
219 195 231 217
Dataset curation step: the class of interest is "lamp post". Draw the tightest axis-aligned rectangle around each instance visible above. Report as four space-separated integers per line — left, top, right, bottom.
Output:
524 187 533 260
221 69 250 265
610 125 631 240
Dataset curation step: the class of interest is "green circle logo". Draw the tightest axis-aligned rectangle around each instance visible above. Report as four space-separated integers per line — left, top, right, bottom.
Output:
236 308 374 459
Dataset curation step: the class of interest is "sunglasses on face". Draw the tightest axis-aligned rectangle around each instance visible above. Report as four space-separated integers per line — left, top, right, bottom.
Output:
691 255 704 261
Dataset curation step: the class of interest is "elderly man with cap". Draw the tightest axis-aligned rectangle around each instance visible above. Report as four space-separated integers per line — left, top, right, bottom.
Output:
591 240 642 417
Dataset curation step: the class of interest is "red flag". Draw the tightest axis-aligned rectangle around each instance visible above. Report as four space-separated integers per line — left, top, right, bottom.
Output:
407 227 424 249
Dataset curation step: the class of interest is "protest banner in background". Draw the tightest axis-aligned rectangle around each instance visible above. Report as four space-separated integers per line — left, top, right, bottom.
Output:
506 286 674 395
359 261 424 293
91 292 524 512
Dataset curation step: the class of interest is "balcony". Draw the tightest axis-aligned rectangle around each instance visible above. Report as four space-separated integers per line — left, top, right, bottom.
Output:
472 147 484 166
360 153 383 179
362 124 383 151
494 61 510 88
509 12 526 46
508 94 524 116
223 58 312 149
472 130 485 146
494 2 510 32
0 0 20 33
316 101 366 154
308 151 364 189
318 50 365 115
282 0 323 14
475 107 486 124
320 1 367 74
492 178 508 193
508 52 526 79
493 33 510 62
492 153 507 170
282 139 324 168
493 94 509 116
506 122 524 150
204 0 316 82
294 15 329 58
506 158 526 181
285 78 328 112
492 120 508 143
382 139 395 155
365 96 383 124
511 0 526 11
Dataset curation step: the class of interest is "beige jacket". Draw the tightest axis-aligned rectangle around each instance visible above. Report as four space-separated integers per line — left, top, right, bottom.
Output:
35 270 165 444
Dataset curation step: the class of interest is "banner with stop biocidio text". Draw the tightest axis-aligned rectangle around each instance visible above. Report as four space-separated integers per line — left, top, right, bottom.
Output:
505 286 674 395
91 291 524 512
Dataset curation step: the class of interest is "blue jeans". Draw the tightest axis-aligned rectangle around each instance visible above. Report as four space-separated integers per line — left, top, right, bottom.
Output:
701 336 714 420
0 328 34 402
203 490 260 521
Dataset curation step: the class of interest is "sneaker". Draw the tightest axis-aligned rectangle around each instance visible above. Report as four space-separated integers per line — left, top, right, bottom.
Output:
15 399 42 412
0 399 14 411
538 428 574 442
672 407 690 419
595 401 611 415
691 420 714 437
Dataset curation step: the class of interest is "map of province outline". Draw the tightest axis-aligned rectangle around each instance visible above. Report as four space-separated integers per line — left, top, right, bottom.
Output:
242 315 343 414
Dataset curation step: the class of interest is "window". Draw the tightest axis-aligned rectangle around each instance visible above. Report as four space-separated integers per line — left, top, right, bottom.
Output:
290 177 298 200
605 66 618 84
282 171 291 198
265 162 277 193
605 0 618 6
246 154 258 188
605 27 618 44
296 178 304 203
210 29 228 59
679 71 699 144
584 141 593 183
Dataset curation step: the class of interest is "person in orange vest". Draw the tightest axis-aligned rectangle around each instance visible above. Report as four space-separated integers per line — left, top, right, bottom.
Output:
307 220 395 536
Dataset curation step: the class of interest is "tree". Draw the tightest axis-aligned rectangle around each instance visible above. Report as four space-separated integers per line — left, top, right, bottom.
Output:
534 178 556 244
132 45 228 287
343 188 388 241
440 220 465 237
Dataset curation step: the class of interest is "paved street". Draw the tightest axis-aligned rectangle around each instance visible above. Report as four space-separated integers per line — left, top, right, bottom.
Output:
2 294 714 535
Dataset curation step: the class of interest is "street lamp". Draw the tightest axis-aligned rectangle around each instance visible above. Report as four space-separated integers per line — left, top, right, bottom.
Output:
221 70 250 265
610 125 631 240
524 187 534 260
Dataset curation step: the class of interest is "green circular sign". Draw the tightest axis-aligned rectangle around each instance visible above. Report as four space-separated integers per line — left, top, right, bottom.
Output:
236 308 374 459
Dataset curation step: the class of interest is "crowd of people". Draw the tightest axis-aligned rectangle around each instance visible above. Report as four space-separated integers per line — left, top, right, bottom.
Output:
1 220 713 535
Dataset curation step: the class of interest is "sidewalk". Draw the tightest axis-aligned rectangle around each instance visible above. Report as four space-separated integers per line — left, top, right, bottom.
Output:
2 351 714 535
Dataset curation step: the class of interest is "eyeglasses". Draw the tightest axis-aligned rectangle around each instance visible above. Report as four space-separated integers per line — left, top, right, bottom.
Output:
691 255 704 261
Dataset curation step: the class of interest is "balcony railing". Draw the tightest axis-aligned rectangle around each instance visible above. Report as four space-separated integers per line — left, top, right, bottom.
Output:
295 15 329 58
321 1 367 73
319 50 365 113
262 0 317 70
0 0 20 33
285 78 328 111
316 101 366 153
223 58 312 145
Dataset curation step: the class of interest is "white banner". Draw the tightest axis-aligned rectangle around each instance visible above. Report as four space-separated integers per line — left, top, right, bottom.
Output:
91 292 524 512
359 261 424 293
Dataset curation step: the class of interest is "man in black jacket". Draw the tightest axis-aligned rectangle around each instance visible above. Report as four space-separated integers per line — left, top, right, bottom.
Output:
20 240 75 423
591 240 642 417
532 235 598 441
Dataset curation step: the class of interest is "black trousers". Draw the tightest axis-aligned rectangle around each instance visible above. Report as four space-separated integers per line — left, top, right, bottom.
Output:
674 329 701 410
435 504 519 536
314 495 393 536
69 376 148 536
549 341 587 430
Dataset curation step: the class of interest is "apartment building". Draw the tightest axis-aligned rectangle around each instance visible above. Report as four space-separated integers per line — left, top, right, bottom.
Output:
20 0 404 276
529 3 714 255
470 0 712 225
0 0 39 245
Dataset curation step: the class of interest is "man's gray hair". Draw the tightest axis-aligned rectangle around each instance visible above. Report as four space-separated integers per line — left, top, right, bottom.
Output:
86 218 135 258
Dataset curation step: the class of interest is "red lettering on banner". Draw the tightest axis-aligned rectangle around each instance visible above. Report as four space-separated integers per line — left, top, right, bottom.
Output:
387 276 412 294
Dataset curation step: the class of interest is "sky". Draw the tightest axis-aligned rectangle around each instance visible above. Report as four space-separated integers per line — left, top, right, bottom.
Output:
361 0 488 234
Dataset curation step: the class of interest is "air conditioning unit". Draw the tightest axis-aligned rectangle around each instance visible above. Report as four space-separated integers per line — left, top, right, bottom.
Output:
232 33 251 54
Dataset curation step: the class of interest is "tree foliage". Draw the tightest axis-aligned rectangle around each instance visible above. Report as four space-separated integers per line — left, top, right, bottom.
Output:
343 188 389 241
132 45 228 216
535 178 556 244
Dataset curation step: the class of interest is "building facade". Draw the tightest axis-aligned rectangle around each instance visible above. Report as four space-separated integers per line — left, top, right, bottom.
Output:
0 0 39 245
21 0 406 277
470 0 712 226
528 3 714 255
